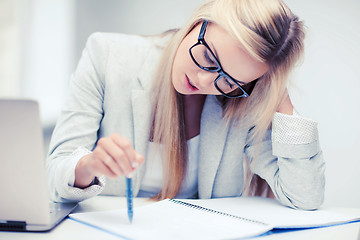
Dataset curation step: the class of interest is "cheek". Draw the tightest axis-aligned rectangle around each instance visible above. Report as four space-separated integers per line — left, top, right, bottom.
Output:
175 32 198 67
172 49 185 89
172 51 181 81
173 44 190 79
176 43 190 66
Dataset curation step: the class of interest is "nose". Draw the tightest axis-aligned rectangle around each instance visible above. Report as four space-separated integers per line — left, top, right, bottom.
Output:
196 70 217 88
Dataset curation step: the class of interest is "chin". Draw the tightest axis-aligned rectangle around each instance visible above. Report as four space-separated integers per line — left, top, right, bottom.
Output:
173 88 188 95
172 79 186 95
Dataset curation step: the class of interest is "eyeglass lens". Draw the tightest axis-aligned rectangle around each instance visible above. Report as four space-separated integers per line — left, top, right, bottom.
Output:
191 44 246 97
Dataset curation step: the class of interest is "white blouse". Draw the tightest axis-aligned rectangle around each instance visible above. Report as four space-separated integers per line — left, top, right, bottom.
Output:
137 135 200 198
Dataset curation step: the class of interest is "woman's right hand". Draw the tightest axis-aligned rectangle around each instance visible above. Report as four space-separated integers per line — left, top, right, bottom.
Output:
74 133 144 188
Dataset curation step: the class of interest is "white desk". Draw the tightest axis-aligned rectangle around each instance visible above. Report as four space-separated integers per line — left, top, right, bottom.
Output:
1 196 360 240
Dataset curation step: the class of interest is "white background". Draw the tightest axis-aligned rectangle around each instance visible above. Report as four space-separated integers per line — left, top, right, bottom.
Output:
1 0 359 207
285 0 360 208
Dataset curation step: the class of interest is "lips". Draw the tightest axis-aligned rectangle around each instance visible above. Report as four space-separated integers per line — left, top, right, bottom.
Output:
185 75 198 91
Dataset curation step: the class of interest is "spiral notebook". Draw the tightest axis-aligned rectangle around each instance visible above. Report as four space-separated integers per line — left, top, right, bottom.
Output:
69 197 360 240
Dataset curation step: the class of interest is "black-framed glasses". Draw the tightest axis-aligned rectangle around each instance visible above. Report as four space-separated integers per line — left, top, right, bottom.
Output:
189 20 258 98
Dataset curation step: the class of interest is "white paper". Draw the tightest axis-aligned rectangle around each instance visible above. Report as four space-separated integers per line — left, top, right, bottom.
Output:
70 197 360 239
70 199 272 240
183 197 360 229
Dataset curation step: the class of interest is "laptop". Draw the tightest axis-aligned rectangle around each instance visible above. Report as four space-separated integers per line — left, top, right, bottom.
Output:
0 99 77 232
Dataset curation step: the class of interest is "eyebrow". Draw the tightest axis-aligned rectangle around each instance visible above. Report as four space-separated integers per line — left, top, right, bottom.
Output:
210 42 220 62
210 41 246 84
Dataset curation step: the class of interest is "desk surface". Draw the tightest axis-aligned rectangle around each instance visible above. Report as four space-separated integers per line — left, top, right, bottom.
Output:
1 196 360 240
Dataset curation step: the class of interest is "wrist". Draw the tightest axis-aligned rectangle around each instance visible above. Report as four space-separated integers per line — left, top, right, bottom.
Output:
74 153 96 188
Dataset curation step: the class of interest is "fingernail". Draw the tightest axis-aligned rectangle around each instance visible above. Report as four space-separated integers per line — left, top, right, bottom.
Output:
132 162 139 168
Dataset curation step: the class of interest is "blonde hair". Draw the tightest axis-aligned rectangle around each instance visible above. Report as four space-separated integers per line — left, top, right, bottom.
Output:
150 0 305 200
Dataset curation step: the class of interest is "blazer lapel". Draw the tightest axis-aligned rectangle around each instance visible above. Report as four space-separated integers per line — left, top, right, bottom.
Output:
131 88 152 195
129 41 164 195
198 95 229 198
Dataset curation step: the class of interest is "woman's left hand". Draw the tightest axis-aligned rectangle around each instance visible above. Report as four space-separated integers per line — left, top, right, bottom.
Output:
277 89 294 115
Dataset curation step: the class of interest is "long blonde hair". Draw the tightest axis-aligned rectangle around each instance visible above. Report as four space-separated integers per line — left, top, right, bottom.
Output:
150 0 305 200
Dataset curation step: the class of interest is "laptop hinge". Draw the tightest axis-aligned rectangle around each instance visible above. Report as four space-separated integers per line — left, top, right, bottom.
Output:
0 221 26 231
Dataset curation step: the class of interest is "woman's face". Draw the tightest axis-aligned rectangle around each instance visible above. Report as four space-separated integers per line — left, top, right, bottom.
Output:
172 21 269 96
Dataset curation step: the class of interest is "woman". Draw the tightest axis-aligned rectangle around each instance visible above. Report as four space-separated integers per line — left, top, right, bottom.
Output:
47 0 325 210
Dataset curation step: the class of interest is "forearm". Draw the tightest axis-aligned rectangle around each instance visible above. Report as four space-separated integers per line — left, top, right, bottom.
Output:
272 146 325 209
47 147 105 202
247 112 325 210
273 113 324 209
74 153 97 188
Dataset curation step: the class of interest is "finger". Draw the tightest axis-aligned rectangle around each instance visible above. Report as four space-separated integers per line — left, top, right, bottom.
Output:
124 153 144 178
111 134 137 167
103 155 125 176
93 147 123 177
97 137 130 175
135 152 145 167
92 158 118 179
102 137 133 177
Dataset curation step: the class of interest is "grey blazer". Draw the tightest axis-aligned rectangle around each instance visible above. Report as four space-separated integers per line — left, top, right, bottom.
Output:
47 32 325 210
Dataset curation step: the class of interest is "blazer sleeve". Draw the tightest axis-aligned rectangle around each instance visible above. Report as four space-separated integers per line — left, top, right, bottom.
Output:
46 33 109 202
244 112 325 210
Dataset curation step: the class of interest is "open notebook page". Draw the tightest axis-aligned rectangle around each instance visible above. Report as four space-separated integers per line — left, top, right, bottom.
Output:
183 197 360 229
70 199 273 240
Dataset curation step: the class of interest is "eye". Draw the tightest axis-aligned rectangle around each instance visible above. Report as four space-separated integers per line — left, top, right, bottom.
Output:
225 78 235 89
203 48 216 65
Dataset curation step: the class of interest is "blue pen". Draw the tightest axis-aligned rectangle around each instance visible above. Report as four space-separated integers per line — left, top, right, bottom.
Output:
126 177 133 223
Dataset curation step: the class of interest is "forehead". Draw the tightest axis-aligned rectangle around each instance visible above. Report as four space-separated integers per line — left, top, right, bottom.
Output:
204 22 268 83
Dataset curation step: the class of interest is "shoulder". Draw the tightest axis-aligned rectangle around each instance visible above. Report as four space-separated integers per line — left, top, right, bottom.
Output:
86 32 148 50
84 32 173 81
85 32 172 60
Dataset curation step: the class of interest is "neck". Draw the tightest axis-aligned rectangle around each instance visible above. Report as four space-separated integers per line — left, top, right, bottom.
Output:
182 94 207 140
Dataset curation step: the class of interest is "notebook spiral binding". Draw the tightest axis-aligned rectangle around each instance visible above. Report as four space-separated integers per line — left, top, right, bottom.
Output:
169 199 268 226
